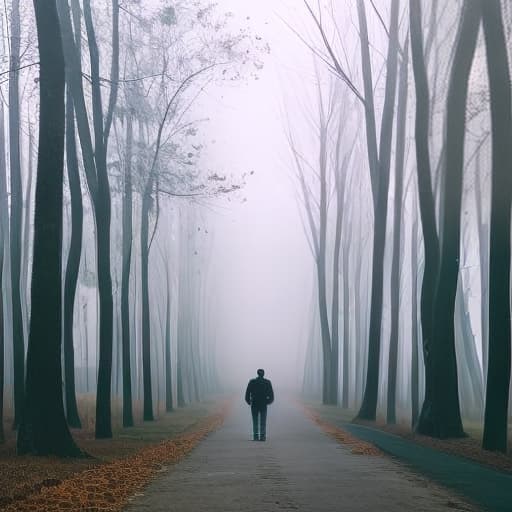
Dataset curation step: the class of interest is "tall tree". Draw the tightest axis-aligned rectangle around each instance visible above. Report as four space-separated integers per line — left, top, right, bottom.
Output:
410 205 420 427
62 90 83 429
387 38 409 424
121 110 134 427
9 0 24 428
481 0 512 453
409 0 440 433
418 0 481 438
165 265 173 413
21 127 34 340
82 0 119 438
286 77 336 404
357 0 400 420
58 0 120 438
17 0 81 457
474 154 488 382
0 102 7 443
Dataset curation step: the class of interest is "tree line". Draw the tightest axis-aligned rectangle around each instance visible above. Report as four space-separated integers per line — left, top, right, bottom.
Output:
294 0 512 453
0 0 265 456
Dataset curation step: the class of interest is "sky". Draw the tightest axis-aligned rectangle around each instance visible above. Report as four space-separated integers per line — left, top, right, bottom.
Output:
194 1 318 392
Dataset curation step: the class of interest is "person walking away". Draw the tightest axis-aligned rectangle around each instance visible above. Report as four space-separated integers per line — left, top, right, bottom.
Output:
245 369 274 441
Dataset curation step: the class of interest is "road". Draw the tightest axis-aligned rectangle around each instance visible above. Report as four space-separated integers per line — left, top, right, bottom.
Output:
125 401 478 511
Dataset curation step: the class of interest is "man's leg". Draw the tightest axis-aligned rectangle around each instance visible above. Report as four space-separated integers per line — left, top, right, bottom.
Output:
259 406 268 441
251 405 259 440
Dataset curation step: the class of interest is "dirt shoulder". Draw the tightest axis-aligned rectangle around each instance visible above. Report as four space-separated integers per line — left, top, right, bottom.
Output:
0 399 226 511
307 402 512 512
307 403 512 473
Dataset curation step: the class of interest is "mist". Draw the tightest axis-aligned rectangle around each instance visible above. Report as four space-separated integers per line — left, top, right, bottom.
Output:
0 4 511 508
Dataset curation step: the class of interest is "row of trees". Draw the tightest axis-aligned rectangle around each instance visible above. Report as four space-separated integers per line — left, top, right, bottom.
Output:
0 0 265 455
295 0 512 453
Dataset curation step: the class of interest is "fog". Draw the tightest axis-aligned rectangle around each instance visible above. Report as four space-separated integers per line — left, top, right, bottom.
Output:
2 0 512 458
198 1 314 391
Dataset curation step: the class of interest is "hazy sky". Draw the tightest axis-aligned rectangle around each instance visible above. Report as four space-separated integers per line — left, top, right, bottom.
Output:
195 1 317 391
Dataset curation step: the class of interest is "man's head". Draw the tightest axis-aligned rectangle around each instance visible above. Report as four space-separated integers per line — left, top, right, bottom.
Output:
257 369 264 377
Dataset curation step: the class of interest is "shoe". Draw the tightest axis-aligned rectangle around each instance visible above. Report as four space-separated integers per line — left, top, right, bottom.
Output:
259 436 266 442
253 435 259 441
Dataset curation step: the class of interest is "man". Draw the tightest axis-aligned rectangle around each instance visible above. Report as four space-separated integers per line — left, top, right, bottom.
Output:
245 369 274 441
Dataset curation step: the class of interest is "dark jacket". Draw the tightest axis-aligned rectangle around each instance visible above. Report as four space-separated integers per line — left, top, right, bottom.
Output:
245 376 274 407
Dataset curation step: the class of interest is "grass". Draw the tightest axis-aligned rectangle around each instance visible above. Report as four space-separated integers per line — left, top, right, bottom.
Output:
306 400 512 473
0 394 223 510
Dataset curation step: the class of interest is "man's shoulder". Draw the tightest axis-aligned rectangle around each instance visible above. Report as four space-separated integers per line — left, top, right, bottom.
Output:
263 378 272 385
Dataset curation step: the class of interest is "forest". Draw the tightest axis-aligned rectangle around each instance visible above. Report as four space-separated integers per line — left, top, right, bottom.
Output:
0 1 511 504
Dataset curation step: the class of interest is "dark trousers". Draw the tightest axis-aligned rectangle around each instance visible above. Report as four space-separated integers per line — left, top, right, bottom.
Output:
251 404 268 439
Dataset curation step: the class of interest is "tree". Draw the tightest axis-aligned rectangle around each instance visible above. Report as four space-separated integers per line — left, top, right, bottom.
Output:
0 101 6 443
410 203 420 427
17 0 81 457
409 0 440 432
62 90 83 429
82 0 119 438
357 0 400 420
9 0 25 428
417 0 481 438
165 265 173 412
286 76 336 404
57 0 119 438
481 0 512 453
121 109 134 427
387 37 409 424
62 0 84 431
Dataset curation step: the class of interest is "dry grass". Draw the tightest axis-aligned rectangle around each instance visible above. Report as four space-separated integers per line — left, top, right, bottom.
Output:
308 402 512 473
0 395 227 511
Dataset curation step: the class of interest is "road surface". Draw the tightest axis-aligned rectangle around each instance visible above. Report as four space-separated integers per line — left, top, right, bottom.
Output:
125 401 478 511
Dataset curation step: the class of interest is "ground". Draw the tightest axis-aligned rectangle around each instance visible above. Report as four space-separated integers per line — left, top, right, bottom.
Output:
0 397 219 510
2 398 511 511
124 401 485 512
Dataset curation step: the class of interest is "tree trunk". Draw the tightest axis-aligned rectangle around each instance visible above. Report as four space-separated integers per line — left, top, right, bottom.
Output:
357 0 400 421
474 154 488 385
21 128 34 341
410 209 420 428
387 38 409 425
165 271 173 412
0 101 6 443
17 0 81 457
83 0 118 439
63 90 83 428
419 0 480 438
481 0 512 453
9 0 25 428
341 227 351 409
455 280 483 419
140 175 154 421
330 144 350 406
409 0 440 436
356 0 379 204
121 113 134 427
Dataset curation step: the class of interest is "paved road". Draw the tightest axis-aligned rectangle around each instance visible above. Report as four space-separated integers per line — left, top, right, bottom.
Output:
125 401 478 511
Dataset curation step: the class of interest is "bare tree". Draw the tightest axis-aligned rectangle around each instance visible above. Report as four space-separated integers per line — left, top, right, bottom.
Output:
481 0 512 453
9 0 24 428
387 37 409 425
17 0 81 457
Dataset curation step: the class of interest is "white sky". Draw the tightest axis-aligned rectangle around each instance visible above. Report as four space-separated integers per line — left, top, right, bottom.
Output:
196 1 317 392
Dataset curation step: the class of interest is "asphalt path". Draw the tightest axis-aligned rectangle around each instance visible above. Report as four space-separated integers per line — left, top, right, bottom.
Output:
125 401 480 511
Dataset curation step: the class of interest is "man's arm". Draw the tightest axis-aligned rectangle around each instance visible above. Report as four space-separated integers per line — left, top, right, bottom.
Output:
267 381 274 404
245 381 252 405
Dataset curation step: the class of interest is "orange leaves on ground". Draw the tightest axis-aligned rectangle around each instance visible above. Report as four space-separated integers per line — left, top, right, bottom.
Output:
304 408 382 457
1 407 227 512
